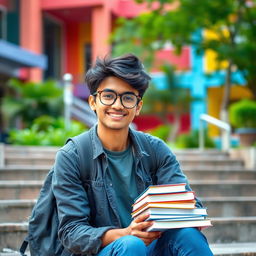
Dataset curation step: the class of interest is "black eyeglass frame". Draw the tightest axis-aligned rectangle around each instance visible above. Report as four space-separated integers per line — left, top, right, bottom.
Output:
93 89 141 109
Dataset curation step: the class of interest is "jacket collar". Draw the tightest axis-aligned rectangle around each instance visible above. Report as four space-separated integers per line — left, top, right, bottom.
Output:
89 124 149 160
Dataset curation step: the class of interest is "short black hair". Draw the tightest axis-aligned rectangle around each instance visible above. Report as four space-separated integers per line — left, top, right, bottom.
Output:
85 53 151 97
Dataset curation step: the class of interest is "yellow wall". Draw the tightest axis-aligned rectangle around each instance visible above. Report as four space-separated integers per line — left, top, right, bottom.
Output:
208 86 254 136
78 22 91 76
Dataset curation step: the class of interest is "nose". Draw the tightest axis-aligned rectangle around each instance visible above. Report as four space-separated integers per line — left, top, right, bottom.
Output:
112 95 124 109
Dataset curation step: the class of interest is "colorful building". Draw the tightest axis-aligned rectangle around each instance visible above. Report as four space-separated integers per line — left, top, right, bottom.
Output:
0 0 253 135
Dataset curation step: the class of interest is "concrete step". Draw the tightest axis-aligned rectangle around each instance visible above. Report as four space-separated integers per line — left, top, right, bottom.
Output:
174 150 235 161
179 158 244 168
1 218 256 252
1 197 256 223
0 200 35 222
4 145 59 155
1 180 255 200
210 243 256 256
0 181 42 200
203 217 256 243
5 155 55 166
0 166 49 181
0 223 27 252
0 245 255 256
190 180 256 197
4 155 243 168
4 147 223 157
202 197 256 217
184 169 256 181
1 166 255 181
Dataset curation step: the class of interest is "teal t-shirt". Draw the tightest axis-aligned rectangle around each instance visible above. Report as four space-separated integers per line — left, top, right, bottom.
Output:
104 145 138 227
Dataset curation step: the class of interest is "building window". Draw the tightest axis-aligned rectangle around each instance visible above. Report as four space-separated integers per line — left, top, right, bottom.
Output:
84 43 92 71
43 15 63 80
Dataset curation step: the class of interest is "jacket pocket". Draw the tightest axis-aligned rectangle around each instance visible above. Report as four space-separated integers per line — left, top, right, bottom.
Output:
83 180 105 218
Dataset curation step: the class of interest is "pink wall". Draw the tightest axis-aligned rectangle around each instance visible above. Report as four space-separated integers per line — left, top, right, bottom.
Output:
0 0 7 7
92 3 111 61
151 48 191 72
20 0 43 81
41 0 103 10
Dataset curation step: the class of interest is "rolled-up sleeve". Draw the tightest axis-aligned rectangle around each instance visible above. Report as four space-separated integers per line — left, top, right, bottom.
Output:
52 142 114 255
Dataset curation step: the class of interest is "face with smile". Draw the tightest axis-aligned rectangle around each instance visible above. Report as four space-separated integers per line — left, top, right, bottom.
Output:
89 76 143 133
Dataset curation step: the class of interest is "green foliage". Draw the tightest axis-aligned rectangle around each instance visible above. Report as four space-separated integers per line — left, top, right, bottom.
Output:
2 79 63 129
142 64 195 118
175 130 215 149
112 0 256 98
8 117 87 146
146 124 172 142
229 99 256 128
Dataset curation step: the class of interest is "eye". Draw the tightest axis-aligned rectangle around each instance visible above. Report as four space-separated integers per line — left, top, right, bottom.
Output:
122 94 136 102
102 92 115 100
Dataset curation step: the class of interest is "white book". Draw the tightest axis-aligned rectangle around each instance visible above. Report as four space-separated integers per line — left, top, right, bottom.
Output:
132 207 207 219
146 215 207 221
147 219 212 232
134 183 187 203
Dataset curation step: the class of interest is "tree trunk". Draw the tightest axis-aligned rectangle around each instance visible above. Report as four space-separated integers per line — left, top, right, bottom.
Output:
247 79 256 100
168 112 180 142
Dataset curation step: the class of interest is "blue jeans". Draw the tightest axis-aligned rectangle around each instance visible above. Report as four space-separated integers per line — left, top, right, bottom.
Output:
97 228 213 256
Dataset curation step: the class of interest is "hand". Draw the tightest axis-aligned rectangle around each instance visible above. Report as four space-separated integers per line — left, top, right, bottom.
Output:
125 214 161 246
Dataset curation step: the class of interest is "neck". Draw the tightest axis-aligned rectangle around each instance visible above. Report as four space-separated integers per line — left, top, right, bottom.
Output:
97 126 130 151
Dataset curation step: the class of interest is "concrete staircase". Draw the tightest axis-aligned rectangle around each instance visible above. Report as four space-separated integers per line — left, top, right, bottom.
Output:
0 145 256 255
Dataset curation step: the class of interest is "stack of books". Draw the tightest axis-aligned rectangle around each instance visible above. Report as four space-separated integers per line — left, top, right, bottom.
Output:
132 183 212 231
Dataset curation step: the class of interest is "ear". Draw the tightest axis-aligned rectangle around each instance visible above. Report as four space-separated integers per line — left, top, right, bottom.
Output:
135 100 143 116
88 95 96 111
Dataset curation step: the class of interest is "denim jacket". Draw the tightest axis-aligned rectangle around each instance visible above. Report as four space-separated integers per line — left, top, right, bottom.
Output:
52 125 202 255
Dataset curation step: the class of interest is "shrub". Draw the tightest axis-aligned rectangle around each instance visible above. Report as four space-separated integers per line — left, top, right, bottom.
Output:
146 125 172 142
175 130 215 149
8 117 87 146
2 79 63 129
229 99 256 129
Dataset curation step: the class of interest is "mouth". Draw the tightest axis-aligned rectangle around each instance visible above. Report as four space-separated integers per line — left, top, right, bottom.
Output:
107 112 127 120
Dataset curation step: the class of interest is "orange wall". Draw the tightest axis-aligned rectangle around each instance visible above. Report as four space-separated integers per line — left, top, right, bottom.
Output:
65 22 80 82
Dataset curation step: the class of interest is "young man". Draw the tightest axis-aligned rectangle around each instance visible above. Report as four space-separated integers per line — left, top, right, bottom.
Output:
52 54 213 255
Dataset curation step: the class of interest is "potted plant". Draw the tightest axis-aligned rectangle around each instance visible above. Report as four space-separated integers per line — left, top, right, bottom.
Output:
229 99 256 147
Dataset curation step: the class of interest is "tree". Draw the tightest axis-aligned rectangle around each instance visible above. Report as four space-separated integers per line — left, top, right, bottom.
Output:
142 63 194 141
112 0 256 123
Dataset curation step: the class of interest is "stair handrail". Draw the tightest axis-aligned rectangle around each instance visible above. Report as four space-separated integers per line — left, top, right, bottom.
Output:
71 97 97 127
63 73 97 129
0 143 4 168
199 114 231 152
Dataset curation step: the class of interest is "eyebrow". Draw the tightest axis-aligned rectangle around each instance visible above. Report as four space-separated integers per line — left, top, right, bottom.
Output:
102 89 137 95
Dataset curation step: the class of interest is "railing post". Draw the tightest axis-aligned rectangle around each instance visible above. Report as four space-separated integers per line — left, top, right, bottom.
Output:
0 143 5 168
199 114 231 152
63 73 73 130
199 119 204 151
221 130 231 152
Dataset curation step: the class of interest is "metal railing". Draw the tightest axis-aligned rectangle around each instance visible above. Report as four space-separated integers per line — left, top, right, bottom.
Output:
199 114 231 152
63 73 97 129
0 143 4 168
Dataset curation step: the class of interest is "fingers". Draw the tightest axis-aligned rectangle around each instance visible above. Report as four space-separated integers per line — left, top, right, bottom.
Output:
134 213 150 223
129 214 162 245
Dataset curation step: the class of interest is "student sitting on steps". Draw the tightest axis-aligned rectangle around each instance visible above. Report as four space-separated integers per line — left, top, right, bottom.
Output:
52 53 214 256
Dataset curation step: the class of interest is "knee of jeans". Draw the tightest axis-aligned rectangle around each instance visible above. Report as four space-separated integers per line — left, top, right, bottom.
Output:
118 235 146 252
163 228 208 246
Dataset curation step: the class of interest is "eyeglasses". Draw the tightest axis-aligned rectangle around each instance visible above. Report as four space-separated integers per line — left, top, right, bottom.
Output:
93 89 141 109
